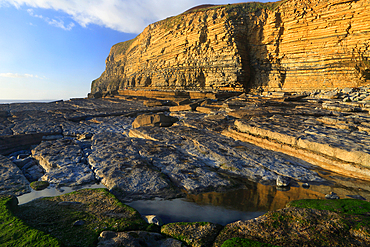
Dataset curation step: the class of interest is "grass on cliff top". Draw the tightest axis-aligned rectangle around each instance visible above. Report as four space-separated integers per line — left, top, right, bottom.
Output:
0 195 60 247
111 37 137 55
160 0 287 31
185 0 287 14
111 1 288 55
14 188 148 247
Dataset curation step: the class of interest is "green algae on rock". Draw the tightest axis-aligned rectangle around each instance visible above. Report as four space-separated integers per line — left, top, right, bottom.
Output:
161 221 223 247
30 181 50 191
214 199 370 246
286 198 370 215
0 195 60 247
14 188 147 247
221 237 281 247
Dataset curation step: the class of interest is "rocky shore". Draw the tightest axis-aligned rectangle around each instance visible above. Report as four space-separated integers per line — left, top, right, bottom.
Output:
1 86 370 246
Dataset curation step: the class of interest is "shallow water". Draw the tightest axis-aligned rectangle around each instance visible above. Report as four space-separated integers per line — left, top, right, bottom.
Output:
16 175 370 226
17 183 106 205
0 99 57 104
127 196 266 225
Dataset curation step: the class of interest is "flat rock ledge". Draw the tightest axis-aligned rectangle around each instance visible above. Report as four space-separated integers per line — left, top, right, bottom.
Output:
0 87 370 202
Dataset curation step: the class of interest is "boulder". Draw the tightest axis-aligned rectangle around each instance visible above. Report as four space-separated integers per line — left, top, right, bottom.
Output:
132 113 178 128
142 215 164 226
0 154 31 196
276 175 291 187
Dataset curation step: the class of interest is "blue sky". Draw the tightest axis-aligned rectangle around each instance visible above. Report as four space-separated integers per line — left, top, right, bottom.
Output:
0 0 271 100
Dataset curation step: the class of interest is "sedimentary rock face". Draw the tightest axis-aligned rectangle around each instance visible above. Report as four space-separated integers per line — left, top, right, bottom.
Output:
92 0 370 95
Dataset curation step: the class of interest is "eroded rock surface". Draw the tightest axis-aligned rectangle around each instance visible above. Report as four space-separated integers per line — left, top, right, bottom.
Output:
0 155 30 196
129 125 324 184
31 138 96 187
0 89 370 202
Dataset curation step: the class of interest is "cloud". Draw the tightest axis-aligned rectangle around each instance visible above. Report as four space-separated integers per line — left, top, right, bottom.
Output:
0 0 244 33
27 8 75 30
0 73 45 79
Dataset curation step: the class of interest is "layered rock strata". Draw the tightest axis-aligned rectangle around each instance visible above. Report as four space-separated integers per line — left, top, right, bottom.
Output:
91 0 370 95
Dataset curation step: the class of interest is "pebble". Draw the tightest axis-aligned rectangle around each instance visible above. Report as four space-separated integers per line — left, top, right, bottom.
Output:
325 192 340 200
72 220 85 226
276 175 291 187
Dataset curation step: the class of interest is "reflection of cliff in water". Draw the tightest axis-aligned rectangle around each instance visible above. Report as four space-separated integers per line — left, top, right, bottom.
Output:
186 182 325 212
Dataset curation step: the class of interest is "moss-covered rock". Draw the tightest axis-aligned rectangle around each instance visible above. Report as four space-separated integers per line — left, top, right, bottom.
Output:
286 198 370 215
221 237 280 247
214 205 370 247
14 188 148 247
161 221 223 247
0 195 60 247
30 181 49 191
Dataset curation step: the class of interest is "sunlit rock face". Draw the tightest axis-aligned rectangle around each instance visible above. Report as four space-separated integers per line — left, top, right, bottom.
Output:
91 0 370 95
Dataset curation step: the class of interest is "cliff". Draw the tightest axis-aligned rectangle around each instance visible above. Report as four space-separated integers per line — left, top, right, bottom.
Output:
91 0 370 95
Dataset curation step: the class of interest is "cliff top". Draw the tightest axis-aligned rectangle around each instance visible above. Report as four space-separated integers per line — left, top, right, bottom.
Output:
111 1 287 57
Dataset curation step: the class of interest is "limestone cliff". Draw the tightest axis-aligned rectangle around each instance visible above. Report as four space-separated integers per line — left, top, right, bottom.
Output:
91 0 370 95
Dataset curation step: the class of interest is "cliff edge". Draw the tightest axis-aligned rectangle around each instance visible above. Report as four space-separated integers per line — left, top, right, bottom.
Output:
91 0 370 96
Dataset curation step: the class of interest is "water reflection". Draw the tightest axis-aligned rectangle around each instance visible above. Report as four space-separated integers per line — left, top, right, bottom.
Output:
16 175 370 226
127 197 266 225
186 183 325 212
17 183 106 205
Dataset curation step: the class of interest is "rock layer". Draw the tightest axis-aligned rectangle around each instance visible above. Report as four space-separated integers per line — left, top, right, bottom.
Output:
91 0 370 95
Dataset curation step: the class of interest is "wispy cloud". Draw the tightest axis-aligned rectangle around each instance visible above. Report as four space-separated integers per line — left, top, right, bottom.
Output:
0 73 45 79
0 0 243 33
27 8 74 31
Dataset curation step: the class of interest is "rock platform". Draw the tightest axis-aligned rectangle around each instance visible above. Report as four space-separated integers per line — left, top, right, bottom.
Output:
1 88 370 203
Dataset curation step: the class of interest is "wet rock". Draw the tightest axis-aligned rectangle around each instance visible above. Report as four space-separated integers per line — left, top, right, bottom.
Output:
98 231 185 247
325 192 340 200
0 154 31 196
132 113 178 128
30 181 49 191
161 222 223 247
142 215 163 226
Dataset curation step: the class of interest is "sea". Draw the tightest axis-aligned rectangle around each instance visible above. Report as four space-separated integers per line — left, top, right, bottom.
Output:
0 99 58 104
